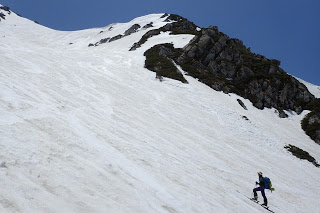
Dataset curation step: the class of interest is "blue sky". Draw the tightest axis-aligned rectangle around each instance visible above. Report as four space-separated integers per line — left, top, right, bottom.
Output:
2 0 320 86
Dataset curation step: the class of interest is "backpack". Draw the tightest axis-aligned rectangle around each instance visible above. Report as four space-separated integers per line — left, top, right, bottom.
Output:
264 177 275 192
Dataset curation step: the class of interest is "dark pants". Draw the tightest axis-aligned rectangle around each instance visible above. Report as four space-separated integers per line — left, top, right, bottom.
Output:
253 187 268 205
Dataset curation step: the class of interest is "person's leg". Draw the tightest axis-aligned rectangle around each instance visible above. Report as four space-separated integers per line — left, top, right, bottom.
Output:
253 187 261 199
261 188 268 205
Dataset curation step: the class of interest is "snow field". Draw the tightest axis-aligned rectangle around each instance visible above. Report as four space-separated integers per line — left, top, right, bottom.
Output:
1 9 320 213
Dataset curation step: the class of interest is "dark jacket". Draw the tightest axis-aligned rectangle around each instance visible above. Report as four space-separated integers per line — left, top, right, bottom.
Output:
257 175 265 188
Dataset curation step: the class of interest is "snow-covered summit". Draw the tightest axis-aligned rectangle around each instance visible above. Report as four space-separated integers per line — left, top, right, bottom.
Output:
0 10 320 213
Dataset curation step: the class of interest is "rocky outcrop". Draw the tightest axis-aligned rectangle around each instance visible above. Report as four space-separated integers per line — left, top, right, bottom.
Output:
277 109 289 118
162 15 199 35
0 12 5 20
130 14 198 51
144 43 187 83
237 99 247 110
143 22 153 29
285 144 319 167
0 6 10 12
89 34 123 47
0 6 11 20
139 15 315 115
124 24 141 36
301 105 320 145
88 37 110 47
89 24 141 47
174 26 315 114
109 34 123 42
160 13 169 19
130 29 161 51
99 37 110 44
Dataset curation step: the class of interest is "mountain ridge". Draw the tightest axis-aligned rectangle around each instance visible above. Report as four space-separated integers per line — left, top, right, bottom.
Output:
1 6 320 213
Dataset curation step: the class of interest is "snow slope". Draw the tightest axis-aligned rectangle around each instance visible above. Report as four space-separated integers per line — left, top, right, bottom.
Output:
1 7 320 213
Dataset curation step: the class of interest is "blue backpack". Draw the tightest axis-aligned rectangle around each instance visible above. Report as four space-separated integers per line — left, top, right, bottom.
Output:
264 177 275 192
264 177 270 189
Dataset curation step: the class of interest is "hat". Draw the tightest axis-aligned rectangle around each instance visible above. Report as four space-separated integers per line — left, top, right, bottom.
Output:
258 171 263 176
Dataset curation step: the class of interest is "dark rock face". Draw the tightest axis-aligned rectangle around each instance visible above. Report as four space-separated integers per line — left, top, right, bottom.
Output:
130 29 161 51
143 22 153 29
302 110 320 145
109 34 123 42
90 23 143 47
0 6 11 19
0 6 10 12
99 38 110 44
160 13 169 18
285 144 320 167
277 109 289 118
124 24 141 36
163 14 198 35
237 99 247 110
174 26 315 114
144 43 187 83
0 12 5 20
135 14 315 115
88 37 110 47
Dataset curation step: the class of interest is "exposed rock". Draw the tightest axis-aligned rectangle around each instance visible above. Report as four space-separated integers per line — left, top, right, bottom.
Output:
143 22 153 29
210 81 225 91
164 14 184 22
99 37 110 44
0 6 10 12
160 13 169 18
285 144 320 167
144 43 187 83
302 111 320 145
129 43 141 51
173 25 315 114
124 24 141 36
140 14 318 144
129 29 161 51
0 5 10 18
109 34 123 42
237 99 247 110
90 24 141 47
208 60 237 79
130 14 198 51
242 116 249 120
0 12 6 20
271 59 281 66
276 109 289 118
161 15 198 36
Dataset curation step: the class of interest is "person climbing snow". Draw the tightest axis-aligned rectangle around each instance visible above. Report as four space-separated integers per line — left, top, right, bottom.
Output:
253 171 268 206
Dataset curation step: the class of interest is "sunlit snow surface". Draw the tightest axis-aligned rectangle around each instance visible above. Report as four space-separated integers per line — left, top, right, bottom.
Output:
1 8 320 213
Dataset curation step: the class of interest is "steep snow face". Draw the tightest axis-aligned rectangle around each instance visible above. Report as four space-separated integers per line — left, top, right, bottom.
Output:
1 9 320 213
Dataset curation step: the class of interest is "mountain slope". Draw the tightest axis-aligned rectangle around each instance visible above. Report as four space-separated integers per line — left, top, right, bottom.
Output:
1 6 320 213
